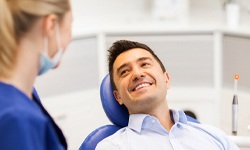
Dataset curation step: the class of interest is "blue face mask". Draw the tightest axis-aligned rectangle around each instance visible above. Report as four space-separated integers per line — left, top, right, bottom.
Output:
38 23 63 76
38 53 56 75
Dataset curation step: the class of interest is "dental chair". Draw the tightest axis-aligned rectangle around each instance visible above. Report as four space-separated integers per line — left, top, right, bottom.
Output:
79 74 200 150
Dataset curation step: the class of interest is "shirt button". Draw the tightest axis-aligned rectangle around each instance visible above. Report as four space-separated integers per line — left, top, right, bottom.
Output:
151 119 155 123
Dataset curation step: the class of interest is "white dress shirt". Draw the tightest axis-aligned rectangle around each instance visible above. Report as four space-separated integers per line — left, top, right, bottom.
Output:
96 109 239 150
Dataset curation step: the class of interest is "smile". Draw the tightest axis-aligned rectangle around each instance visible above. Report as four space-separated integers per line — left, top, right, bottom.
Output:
133 83 151 91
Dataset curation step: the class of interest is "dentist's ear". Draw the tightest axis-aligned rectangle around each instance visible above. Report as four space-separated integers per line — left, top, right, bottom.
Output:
113 90 123 105
43 14 58 37
165 71 170 89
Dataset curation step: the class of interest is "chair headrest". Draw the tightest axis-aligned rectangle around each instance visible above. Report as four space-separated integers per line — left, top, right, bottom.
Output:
100 74 129 127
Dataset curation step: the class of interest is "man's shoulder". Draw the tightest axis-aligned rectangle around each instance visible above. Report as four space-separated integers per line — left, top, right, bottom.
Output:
101 127 128 141
187 122 239 149
95 127 129 149
188 122 225 135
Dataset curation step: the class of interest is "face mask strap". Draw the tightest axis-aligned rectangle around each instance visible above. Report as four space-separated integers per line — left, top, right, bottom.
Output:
43 36 49 57
55 22 63 52
49 21 63 66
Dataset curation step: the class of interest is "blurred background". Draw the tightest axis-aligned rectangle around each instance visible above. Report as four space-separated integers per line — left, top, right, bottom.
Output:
34 0 250 149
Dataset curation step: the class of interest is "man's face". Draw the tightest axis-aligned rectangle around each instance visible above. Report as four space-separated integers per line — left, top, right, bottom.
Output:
112 48 170 114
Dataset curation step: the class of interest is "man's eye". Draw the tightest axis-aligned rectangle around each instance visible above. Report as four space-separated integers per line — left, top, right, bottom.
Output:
142 63 150 67
120 70 128 76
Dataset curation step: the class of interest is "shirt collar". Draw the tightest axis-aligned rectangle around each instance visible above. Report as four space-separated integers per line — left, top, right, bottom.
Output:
171 109 188 124
128 114 149 132
127 109 188 133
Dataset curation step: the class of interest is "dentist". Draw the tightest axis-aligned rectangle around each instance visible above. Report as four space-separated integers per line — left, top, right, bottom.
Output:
0 0 72 149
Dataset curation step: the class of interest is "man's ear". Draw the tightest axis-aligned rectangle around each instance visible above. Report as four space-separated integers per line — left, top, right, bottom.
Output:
113 90 123 105
165 71 170 89
43 14 57 37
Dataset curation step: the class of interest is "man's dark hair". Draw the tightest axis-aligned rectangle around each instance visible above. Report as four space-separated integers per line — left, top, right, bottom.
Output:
108 40 166 90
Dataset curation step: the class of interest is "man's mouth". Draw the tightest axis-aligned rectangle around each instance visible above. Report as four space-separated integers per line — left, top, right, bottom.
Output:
132 83 152 91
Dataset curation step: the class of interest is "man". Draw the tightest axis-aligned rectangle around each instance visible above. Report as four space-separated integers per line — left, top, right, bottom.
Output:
96 40 239 150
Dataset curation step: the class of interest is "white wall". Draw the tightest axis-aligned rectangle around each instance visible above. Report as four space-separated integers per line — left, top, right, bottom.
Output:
70 0 224 25
71 0 150 26
70 0 250 29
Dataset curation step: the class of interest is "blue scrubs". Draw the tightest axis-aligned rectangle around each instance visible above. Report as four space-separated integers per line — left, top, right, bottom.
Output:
0 82 67 150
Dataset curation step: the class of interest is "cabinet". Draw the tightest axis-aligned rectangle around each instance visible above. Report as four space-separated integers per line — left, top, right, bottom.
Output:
35 36 100 98
105 34 214 88
41 89 110 150
35 36 106 150
221 34 250 136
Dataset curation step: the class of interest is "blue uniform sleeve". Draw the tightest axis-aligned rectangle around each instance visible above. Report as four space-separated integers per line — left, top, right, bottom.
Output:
0 110 46 150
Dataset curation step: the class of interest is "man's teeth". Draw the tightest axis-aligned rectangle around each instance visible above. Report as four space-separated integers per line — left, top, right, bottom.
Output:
134 83 150 91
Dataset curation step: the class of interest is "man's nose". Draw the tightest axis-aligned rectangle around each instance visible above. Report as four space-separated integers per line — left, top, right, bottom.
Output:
131 67 145 82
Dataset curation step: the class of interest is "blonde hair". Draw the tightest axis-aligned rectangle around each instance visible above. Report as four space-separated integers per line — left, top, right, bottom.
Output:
0 0 70 78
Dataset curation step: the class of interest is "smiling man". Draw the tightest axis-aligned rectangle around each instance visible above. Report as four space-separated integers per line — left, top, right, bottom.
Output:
95 40 239 150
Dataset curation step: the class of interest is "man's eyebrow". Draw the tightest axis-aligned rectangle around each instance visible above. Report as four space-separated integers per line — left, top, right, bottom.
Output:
116 57 153 75
137 57 152 62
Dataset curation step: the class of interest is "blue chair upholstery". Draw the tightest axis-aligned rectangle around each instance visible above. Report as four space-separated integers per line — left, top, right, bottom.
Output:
99 74 129 127
79 125 120 150
79 74 200 150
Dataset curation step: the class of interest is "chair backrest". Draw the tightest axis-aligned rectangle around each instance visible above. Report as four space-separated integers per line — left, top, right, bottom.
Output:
99 74 129 127
79 74 200 150
79 125 120 150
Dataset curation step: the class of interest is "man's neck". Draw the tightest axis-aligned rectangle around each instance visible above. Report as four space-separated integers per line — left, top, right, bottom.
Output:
148 101 174 131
